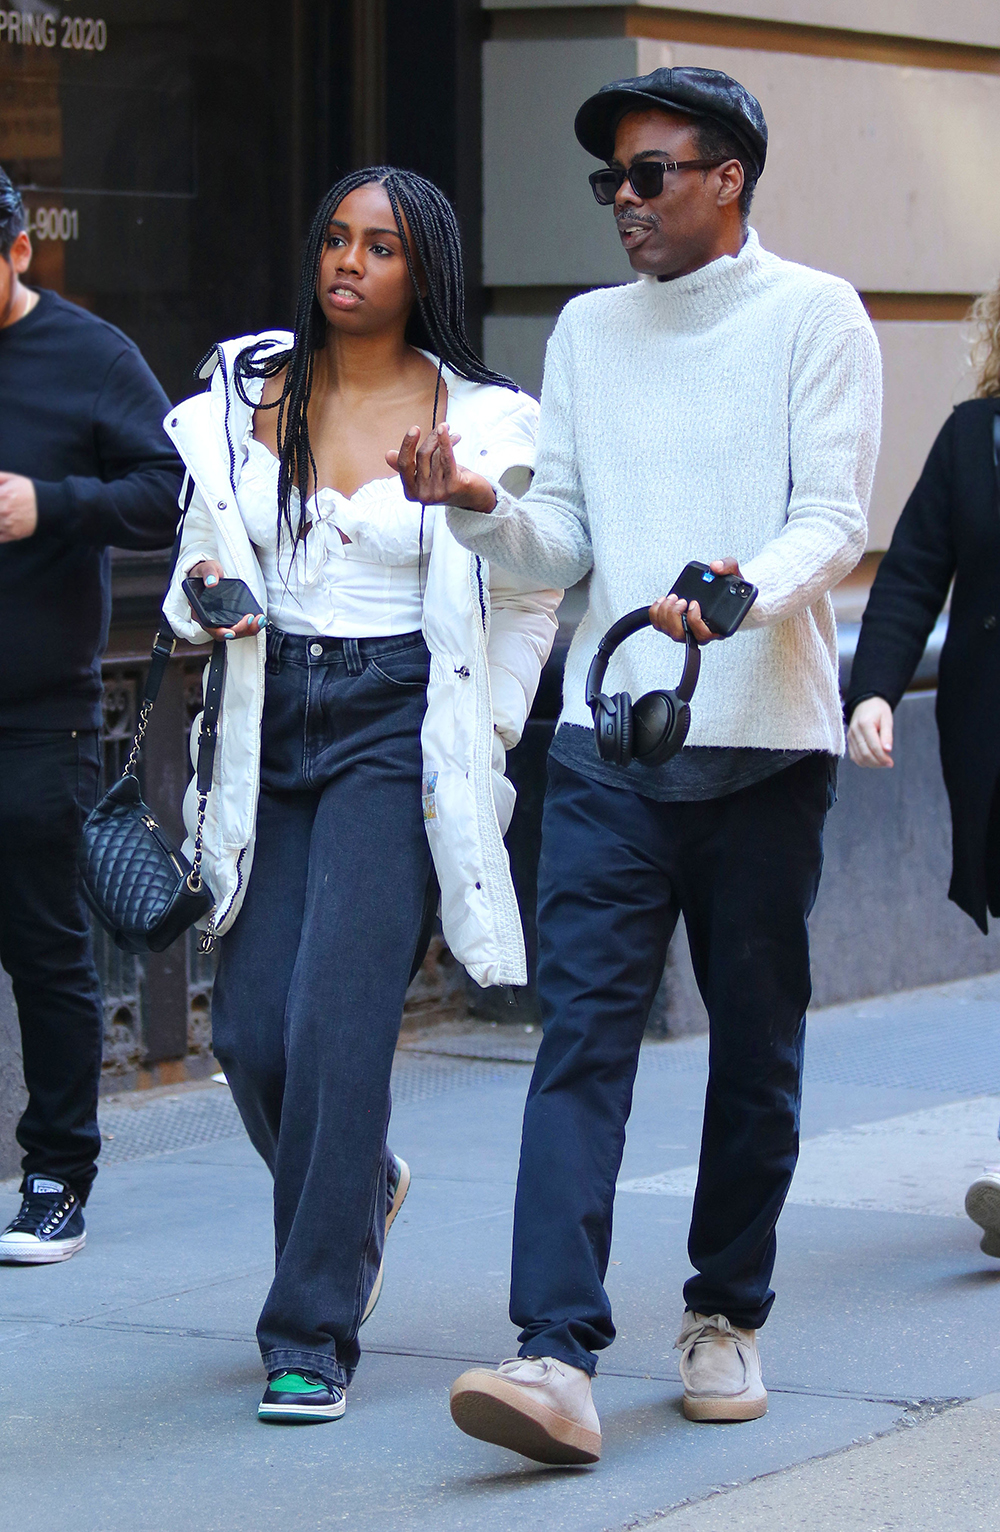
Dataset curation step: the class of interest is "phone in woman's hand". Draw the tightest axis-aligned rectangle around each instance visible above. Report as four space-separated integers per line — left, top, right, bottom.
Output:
182 576 264 632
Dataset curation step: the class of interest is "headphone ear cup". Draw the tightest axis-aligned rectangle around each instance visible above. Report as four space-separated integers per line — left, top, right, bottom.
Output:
615 692 633 767
631 690 675 762
632 690 690 766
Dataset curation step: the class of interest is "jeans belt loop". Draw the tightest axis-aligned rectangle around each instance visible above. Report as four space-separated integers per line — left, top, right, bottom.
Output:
265 624 284 673
344 637 363 676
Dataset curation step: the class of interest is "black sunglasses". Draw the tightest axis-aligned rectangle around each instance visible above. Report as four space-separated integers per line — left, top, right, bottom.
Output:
589 158 727 206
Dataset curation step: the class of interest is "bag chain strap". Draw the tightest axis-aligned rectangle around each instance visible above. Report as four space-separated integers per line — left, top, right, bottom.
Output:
117 473 228 954
188 636 227 952
193 786 215 953
124 699 153 778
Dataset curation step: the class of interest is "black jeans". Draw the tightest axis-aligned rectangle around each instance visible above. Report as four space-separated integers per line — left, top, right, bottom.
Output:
0 728 103 1203
211 628 432 1390
510 753 831 1375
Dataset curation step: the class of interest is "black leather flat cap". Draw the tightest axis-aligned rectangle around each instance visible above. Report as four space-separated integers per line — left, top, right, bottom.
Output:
575 66 767 177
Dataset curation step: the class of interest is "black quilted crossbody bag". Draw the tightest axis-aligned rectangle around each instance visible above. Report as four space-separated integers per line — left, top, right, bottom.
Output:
80 492 227 955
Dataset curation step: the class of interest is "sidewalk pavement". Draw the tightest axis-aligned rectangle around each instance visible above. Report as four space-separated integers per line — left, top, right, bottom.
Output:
3 973 1000 1532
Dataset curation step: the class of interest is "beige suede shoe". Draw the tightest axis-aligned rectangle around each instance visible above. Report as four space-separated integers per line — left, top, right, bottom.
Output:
965 1171 1000 1257
676 1311 768 1422
450 1356 601 1464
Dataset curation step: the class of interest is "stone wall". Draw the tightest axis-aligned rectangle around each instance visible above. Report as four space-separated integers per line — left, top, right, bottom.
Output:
0 970 25 1181
481 9 1000 557
659 690 1000 1034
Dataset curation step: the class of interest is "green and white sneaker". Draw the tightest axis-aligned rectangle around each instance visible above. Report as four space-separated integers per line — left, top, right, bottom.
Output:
258 1371 345 1423
361 1152 411 1325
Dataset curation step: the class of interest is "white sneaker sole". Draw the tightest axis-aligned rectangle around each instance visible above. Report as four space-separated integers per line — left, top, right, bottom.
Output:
0 1231 86 1264
258 1396 346 1423
361 1156 411 1325
682 1389 768 1422
386 1156 411 1234
965 1178 1000 1256
450 1371 601 1465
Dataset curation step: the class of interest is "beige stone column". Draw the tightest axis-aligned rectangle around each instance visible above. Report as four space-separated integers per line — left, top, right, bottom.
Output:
481 0 1000 549
0 972 26 1182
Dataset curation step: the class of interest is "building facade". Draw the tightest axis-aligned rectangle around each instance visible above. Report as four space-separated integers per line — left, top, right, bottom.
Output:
480 1 1000 552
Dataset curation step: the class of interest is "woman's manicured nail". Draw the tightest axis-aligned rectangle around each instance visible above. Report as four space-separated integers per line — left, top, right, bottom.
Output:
205 574 218 586
222 630 235 640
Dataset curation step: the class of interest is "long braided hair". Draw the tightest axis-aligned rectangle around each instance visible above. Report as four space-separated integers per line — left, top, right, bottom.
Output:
235 166 515 551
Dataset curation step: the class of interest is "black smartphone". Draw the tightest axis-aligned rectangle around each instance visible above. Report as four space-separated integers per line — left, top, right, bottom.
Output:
182 576 264 632
668 562 758 638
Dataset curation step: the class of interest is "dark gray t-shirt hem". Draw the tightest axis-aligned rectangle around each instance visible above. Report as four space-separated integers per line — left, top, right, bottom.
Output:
549 722 824 803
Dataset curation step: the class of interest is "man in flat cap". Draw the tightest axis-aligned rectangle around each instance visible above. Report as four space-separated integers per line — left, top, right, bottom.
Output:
394 66 881 1462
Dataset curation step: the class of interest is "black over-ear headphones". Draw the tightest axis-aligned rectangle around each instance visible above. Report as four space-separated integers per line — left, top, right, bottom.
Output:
586 607 701 768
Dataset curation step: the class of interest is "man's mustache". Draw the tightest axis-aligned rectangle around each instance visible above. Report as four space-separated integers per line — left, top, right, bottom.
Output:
615 211 659 229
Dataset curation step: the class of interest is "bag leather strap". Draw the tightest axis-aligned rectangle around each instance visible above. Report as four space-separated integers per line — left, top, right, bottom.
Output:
195 641 226 795
138 472 197 710
122 471 230 815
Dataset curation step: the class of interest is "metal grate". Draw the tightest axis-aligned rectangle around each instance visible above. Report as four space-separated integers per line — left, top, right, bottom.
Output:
91 1051 527 1168
391 1052 523 1104
801 1000 1000 1095
99 1089 243 1164
56 980 1000 1174
637 996 1000 1097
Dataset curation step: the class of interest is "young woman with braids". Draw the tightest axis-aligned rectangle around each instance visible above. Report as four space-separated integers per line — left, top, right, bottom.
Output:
160 169 560 1422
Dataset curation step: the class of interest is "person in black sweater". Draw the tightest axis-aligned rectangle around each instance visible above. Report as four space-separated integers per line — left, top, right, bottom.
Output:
844 276 1000 1260
0 169 182 1264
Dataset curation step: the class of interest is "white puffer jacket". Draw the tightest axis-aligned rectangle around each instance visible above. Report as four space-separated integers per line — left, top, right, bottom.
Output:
161 334 561 987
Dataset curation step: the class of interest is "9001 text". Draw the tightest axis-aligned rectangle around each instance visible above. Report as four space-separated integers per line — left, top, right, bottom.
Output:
25 207 80 242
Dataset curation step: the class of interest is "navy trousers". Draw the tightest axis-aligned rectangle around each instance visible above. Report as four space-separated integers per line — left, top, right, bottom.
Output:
510 753 831 1374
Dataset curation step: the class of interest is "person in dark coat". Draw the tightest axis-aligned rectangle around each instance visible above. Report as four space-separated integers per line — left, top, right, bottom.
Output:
0 168 182 1265
845 275 1000 1258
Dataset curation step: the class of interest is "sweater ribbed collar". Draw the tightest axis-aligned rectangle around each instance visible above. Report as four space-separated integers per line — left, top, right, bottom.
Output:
637 228 766 330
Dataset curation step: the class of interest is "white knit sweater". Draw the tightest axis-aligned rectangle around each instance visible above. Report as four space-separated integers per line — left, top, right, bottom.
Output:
448 231 882 753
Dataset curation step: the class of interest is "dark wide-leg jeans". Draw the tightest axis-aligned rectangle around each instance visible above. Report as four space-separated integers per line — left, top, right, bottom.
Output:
211 628 431 1391
510 754 831 1375
0 728 103 1203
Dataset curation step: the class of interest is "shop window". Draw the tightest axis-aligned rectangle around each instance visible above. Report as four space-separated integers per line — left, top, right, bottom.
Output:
0 1 316 401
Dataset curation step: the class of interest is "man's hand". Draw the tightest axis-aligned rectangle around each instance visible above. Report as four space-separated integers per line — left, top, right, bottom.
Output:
649 557 742 644
387 423 497 514
847 696 894 768
0 473 38 542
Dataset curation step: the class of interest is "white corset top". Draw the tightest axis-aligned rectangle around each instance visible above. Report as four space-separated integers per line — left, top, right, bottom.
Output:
235 432 432 637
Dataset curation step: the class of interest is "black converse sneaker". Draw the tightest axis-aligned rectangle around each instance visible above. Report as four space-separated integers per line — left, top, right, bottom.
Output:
258 1371 346 1423
361 1153 410 1325
0 1176 86 1264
